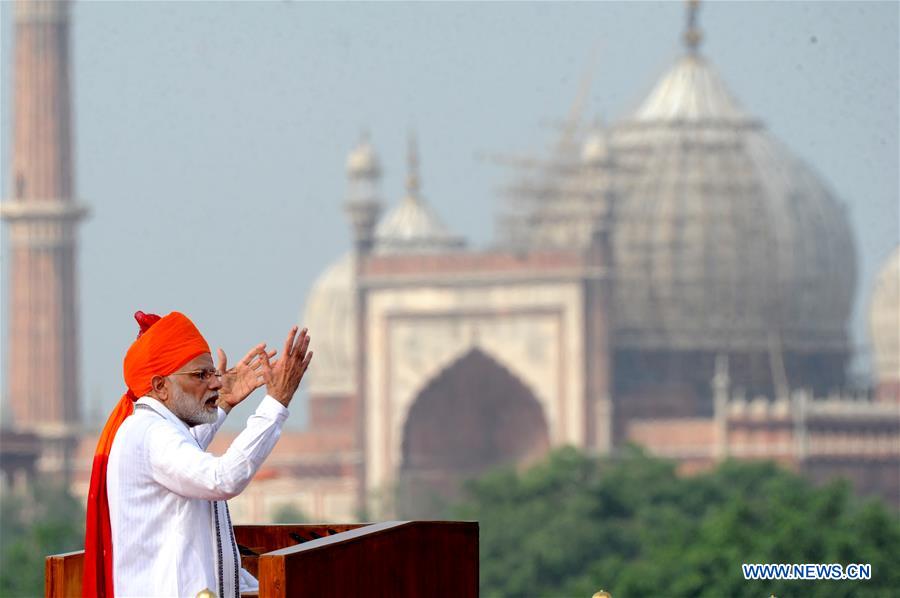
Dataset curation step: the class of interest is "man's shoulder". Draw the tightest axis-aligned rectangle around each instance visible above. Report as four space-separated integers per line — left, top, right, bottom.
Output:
114 409 184 451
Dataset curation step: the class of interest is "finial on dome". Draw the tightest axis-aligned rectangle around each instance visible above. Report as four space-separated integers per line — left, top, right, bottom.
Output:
405 131 421 200
683 0 703 55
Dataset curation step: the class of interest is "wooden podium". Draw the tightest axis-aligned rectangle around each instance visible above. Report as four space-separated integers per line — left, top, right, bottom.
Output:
46 521 478 597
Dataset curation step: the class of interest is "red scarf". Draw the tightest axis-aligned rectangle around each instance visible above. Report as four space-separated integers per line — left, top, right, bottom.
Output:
82 311 210 598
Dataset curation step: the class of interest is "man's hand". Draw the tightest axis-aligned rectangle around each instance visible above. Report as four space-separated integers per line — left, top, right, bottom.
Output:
216 344 276 413
263 327 313 408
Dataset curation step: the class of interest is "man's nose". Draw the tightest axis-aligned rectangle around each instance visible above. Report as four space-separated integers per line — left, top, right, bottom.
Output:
209 375 223 390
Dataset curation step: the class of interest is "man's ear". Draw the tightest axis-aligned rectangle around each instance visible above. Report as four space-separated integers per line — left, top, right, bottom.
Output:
149 375 169 401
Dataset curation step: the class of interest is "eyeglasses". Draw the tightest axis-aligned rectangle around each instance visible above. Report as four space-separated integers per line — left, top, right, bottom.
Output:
171 368 221 382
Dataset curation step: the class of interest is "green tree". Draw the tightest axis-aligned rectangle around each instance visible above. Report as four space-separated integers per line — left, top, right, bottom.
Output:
447 446 900 598
0 479 85 597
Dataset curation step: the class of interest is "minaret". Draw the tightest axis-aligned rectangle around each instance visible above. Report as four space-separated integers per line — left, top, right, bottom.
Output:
1 0 88 441
344 132 383 255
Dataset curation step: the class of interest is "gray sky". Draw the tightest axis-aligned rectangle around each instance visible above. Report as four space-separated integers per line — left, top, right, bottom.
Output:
1 1 898 429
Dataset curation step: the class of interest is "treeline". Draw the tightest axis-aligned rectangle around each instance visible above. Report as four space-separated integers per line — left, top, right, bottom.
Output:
446 446 900 597
3 448 899 597
0 479 85 597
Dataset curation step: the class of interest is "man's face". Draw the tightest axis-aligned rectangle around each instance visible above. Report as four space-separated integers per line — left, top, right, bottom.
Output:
165 353 222 427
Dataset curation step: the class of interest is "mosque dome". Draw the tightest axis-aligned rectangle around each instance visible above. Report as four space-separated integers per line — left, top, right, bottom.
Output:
869 246 900 384
374 196 464 255
300 253 357 396
607 52 856 354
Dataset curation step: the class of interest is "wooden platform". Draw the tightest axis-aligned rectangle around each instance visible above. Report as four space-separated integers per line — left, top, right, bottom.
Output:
46 521 478 597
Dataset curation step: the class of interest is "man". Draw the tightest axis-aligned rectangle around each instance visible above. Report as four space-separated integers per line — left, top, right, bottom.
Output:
83 311 312 598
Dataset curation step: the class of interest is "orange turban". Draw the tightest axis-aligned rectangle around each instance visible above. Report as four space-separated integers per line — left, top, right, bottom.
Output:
83 311 210 598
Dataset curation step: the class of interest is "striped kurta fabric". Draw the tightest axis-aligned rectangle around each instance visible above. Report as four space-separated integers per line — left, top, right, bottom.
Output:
107 395 288 597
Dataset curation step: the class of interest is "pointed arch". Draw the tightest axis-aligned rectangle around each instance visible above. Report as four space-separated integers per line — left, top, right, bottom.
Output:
397 347 550 517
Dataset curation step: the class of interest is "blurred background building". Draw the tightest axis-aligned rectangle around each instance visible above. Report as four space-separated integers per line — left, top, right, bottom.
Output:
1 0 87 491
287 2 900 518
2 0 898 520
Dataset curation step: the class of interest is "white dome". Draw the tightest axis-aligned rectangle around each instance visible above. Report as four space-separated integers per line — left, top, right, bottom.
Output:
300 253 357 395
502 53 857 356
870 246 900 384
608 55 856 353
374 195 465 255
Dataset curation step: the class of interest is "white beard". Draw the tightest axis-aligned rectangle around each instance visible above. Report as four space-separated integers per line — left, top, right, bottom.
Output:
167 377 218 426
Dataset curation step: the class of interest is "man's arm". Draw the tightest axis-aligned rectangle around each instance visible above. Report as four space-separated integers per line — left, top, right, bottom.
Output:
147 395 288 500
149 326 311 499
189 343 276 448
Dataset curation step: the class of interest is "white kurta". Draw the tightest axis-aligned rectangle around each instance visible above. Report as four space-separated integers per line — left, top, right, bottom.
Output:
107 394 289 597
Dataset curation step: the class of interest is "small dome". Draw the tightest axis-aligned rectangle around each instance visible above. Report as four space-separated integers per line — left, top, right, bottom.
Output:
300 253 357 396
374 196 465 255
870 246 900 384
346 138 381 179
